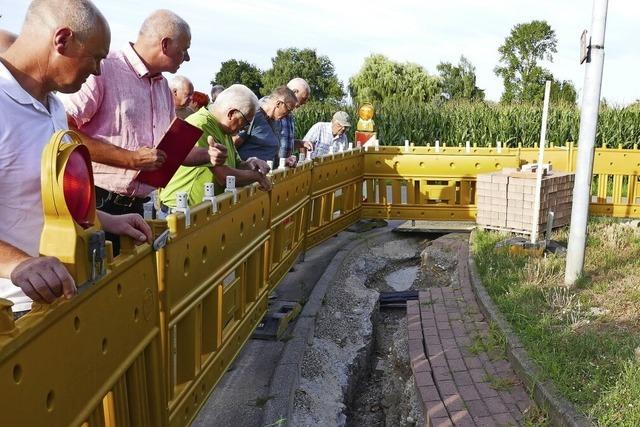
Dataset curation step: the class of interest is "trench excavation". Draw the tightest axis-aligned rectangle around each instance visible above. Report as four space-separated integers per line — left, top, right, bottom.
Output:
292 233 458 426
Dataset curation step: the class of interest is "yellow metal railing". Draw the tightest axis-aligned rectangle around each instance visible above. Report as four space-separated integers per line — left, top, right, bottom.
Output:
4 144 640 427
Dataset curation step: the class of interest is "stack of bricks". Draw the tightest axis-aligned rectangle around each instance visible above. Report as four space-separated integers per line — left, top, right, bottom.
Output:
476 170 574 235
475 173 508 228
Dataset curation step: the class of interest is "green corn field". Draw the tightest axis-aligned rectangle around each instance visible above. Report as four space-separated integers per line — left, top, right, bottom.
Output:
293 100 640 148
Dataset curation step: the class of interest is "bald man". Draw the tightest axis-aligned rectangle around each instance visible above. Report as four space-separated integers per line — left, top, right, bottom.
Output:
60 9 227 253
278 77 313 165
0 0 152 317
170 75 194 119
0 29 17 52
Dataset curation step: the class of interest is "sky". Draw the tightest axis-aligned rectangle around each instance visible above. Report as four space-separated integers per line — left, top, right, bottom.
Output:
1 0 639 105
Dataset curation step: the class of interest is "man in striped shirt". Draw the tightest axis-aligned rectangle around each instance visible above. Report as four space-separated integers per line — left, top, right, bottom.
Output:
304 111 352 158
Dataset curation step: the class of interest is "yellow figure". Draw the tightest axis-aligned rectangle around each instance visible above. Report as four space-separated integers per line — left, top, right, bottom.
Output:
356 103 375 132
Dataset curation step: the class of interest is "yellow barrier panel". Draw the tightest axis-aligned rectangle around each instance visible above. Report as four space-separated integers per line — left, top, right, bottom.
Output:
0 242 165 427
306 150 364 249
151 184 271 427
268 162 312 288
362 146 521 220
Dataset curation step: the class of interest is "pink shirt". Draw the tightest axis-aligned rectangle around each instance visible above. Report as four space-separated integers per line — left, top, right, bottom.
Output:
60 43 176 197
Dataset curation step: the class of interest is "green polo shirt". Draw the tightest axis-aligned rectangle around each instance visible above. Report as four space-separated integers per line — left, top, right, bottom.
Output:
160 107 240 207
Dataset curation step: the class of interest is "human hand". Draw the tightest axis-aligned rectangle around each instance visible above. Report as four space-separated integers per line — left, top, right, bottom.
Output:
133 147 166 171
256 173 272 192
285 156 297 167
11 257 76 304
246 157 270 175
99 212 152 245
300 140 313 152
208 135 228 166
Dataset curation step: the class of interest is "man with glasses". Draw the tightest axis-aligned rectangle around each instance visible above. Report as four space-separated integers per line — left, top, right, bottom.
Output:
160 84 272 208
234 85 297 164
304 111 352 158
278 78 314 165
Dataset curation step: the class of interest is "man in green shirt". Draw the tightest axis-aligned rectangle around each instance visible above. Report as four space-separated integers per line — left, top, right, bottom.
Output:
161 84 272 208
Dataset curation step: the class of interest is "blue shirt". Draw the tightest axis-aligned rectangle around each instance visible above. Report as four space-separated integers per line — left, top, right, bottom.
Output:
237 107 280 163
278 114 295 159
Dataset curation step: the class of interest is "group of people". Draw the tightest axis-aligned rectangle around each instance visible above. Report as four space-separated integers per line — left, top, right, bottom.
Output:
0 0 353 317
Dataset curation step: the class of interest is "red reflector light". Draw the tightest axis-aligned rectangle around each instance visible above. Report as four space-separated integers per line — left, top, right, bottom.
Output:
63 149 93 228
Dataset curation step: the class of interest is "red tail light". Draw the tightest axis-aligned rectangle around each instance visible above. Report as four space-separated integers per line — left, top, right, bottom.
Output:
63 147 94 228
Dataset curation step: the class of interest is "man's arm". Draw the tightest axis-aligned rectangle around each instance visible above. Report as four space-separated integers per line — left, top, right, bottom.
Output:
0 241 76 304
68 116 166 171
211 165 272 192
181 137 228 167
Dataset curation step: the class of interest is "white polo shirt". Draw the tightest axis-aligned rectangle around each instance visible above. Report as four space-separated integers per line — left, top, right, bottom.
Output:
0 61 68 312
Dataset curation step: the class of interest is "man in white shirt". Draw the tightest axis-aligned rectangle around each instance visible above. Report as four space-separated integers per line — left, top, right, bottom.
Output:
304 111 352 158
0 0 152 316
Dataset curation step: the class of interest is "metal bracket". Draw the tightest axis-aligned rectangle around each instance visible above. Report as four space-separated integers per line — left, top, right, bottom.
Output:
153 229 171 251
88 231 106 282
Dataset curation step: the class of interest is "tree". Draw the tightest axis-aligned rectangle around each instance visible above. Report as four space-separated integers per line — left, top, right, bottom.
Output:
494 20 558 103
212 60 263 97
436 56 485 101
550 79 577 104
261 48 344 101
348 54 440 105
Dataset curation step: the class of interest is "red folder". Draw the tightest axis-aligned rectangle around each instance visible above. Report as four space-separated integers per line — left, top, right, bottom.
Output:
135 118 203 188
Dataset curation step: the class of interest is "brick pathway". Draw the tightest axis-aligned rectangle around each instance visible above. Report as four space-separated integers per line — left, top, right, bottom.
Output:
407 241 535 426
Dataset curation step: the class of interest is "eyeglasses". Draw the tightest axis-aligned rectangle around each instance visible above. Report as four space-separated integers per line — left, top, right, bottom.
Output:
278 99 295 114
235 109 251 131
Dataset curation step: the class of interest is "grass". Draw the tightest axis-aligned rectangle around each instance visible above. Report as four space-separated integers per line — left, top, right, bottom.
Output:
483 373 515 391
472 219 640 426
467 321 506 361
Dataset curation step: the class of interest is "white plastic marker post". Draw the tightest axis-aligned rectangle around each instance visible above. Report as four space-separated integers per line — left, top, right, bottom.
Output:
404 139 410 153
266 160 273 175
173 192 190 226
278 158 286 170
338 143 344 152
435 140 440 153
225 175 237 203
531 80 552 244
465 140 471 153
348 142 353 150
496 140 502 154
202 182 217 213
566 0 609 286
298 153 306 164
329 145 335 155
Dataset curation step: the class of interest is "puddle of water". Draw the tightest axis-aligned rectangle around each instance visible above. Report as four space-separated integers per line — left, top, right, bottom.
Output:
384 266 419 291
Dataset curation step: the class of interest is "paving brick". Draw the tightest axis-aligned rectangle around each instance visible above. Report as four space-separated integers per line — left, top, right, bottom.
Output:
465 399 490 418
430 417 453 427
464 357 483 370
438 380 458 396
445 348 463 360
433 366 453 381
469 368 486 383
452 371 473 387
473 416 495 426
425 400 448 419
443 394 465 412
458 384 480 401
430 353 448 368
448 358 467 373
415 370 434 387
408 328 423 340
484 396 508 415
450 410 474 427
418 385 439 401
475 382 499 398
413 356 431 373
493 412 517 426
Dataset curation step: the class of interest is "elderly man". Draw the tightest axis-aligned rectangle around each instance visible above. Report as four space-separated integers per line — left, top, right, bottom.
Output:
0 0 152 316
170 75 194 119
304 111 352 158
60 9 226 253
160 84 271 208
278 78 313 163
210 84 224 103
234 85 297 164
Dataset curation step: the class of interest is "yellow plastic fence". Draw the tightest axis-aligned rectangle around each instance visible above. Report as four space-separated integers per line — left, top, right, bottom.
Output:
362 146 521 220
306 150 364 249
5 144 640 427
0 241 166 427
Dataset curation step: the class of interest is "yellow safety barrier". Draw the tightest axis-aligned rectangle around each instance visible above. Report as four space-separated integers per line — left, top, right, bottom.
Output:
268 162 312 288
150 184 271 427
8 139 640 427
362 146 521 221
306 150 364 249
0 241 165 427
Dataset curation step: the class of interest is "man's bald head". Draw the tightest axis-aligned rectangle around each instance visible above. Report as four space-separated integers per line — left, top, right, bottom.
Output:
287 77 310 107
135 10 191 74
22 0 109 43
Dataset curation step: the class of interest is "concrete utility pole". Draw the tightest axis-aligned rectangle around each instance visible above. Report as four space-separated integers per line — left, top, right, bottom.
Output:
565 0 609 286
